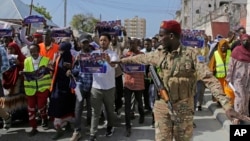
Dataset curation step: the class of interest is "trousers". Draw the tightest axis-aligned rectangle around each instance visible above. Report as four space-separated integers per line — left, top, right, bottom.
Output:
154 98 194 141
27 90 49 129
90 87 115 136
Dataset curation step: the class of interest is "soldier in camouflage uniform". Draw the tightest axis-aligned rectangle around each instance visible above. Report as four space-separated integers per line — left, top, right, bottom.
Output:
114 20 250 141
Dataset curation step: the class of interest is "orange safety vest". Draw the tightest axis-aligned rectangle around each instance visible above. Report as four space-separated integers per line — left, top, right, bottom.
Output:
39 43 59 60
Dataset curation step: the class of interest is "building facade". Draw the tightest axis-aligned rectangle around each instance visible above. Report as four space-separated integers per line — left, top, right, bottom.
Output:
124 16 146 39
176 0 247 38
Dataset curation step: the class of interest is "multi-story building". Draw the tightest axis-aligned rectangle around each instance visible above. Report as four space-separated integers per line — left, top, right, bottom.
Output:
124 16 146 39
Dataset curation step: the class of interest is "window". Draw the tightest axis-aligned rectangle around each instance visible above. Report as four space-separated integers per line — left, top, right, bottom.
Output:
219 1 229 7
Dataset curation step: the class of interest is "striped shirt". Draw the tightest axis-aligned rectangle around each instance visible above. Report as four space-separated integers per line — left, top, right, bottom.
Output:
72 51 93 92
0 47 10 80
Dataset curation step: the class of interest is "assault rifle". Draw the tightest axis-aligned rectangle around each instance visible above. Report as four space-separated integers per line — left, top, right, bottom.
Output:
149 65 177 121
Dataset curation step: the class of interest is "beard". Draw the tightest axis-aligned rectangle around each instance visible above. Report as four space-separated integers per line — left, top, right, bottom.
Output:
163 43 171 52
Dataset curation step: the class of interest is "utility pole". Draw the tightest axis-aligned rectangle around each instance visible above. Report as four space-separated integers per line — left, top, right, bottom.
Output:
27 0 34 35
191 0 194 29
29 0 34 15
64 0 67 27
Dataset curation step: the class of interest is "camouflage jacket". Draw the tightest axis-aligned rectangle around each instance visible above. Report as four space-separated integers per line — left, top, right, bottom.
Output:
121 45 232 110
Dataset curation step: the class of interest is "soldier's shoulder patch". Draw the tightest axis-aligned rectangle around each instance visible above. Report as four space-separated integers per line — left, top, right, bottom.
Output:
197 55 205 63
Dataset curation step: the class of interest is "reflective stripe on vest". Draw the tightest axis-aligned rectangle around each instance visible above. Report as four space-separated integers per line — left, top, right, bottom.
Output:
214 50 231 78
24 56 52 96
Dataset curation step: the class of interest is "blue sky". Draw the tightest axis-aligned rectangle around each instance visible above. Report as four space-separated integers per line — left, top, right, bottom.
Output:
21 0 181 37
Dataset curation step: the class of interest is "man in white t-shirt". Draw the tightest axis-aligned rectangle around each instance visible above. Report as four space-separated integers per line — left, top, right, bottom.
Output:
89 33 119 141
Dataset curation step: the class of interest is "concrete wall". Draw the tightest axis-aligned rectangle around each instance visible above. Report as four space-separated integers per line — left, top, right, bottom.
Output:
246 0 250 33
177 0 248 38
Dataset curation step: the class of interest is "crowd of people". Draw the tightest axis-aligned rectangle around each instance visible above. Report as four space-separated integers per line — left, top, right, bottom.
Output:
0 19 250 141
195 26 250 126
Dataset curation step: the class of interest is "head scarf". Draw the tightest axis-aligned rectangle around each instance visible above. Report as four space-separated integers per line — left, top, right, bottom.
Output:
208 39 229 72
8 42 26 64
59 42 72 63
2 42 26 89
231 34 250 63
216 39 229 58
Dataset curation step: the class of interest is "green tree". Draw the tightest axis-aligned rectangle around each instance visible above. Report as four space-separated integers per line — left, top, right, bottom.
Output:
30 4 52 20
70 13 99 33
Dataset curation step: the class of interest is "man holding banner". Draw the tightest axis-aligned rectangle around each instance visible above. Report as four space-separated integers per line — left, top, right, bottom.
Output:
70 36 93 141
22 44 51 136
19 15 46 46
89 33 119 141
122 38 145 137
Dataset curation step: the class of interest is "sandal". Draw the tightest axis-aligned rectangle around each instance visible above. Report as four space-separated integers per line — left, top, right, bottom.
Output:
3 114 11 130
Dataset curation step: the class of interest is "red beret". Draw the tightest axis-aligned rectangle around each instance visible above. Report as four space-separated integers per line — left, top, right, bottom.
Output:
160 20 181 35
33 33 42 38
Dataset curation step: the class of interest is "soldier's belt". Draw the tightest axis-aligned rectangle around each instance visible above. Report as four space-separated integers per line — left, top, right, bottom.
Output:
158 97 192 105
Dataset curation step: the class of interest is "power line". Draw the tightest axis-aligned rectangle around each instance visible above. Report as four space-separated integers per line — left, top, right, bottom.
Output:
97 0 178 9
50 0 64 15
82 0 178 13
70 0 105 21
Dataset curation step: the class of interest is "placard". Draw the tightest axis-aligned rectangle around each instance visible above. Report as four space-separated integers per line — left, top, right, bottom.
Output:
96 20 122 36
51 29 71 37
122 64 145 72
0 29 12 37
24 15 45 24
79 53 107 73
23 67 51 81
181 29 205 48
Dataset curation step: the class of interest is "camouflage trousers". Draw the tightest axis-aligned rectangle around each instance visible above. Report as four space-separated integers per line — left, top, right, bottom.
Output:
154 98 194 141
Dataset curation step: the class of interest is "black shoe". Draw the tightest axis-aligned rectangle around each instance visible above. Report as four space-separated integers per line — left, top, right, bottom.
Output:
52 128 64 140
151 121 155 128
99 115 105 125
139 116 144 124
89 135 97 141
3 114 11 130
144 106 151 111
116 108 122 118
197 106 202 111
130 112 135 120
193 122 197 128
126 127 131 137
144 107 152 113
28 128 38 137
87 117 91 126
41 119 49 130
105 126 114 137
65 122 72 132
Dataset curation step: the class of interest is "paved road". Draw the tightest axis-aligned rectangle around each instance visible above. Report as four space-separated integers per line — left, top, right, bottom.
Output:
0 100 229 141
